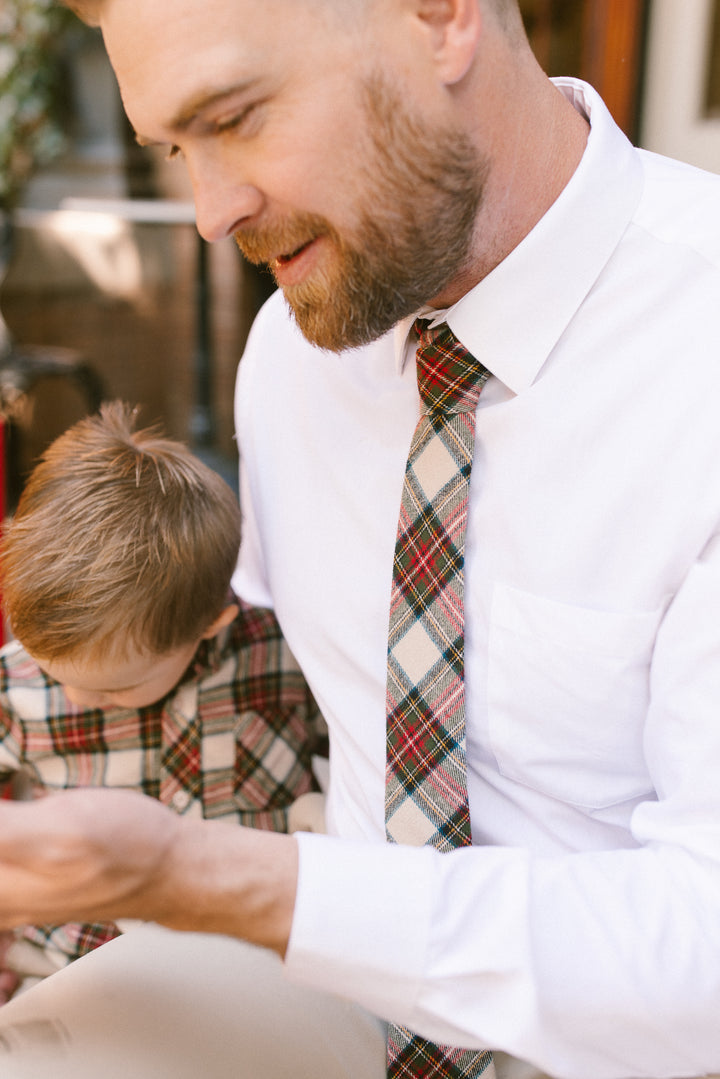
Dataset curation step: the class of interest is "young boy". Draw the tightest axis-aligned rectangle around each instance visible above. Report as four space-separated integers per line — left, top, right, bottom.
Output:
0 401 324 987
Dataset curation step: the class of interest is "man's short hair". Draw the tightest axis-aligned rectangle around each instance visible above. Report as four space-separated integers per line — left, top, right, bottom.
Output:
0 402 242 663
60 0 525 35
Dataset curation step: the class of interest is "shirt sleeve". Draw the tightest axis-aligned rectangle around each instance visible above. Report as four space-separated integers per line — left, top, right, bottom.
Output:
284 532 720 1079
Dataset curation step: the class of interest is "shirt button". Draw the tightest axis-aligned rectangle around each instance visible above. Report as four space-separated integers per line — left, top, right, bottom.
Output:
171 790 191 812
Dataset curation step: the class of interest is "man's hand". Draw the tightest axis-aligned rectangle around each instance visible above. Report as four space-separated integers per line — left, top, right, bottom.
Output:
0 787 298 956
0 788 181 928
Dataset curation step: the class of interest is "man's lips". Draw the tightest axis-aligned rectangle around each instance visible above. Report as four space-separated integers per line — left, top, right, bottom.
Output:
274 240 313 266
269 237 324 287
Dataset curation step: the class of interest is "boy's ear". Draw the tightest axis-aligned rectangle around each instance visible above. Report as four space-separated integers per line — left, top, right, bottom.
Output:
201 603 239 639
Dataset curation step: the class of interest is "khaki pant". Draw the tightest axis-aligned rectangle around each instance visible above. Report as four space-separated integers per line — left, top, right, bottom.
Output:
0 926 388 1079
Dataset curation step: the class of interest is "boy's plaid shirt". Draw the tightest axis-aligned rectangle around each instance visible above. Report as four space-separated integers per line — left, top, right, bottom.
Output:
0 600 325 967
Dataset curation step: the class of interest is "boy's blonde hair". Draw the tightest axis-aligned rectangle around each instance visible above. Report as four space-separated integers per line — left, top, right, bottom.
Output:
1 402 241 663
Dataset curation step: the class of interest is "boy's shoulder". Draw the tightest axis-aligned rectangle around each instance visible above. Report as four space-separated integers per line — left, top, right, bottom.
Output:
212 600 295 674
0 639 64 728
0 639 46 685
231 599 286 646
204 600 312 706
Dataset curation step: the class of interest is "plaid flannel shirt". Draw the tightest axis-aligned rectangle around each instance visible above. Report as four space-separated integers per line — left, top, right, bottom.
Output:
0 600 325 967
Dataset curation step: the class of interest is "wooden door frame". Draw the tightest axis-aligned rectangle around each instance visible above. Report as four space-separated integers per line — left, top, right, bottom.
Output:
580 0 648 139
521 0 648 139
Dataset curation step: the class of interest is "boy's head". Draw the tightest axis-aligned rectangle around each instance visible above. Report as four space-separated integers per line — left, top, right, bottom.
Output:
0 402 241 709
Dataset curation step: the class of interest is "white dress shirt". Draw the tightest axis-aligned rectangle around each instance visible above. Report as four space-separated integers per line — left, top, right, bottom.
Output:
232 79 720 1079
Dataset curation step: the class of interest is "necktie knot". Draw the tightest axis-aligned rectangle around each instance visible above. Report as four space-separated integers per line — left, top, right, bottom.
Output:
414 319 489 414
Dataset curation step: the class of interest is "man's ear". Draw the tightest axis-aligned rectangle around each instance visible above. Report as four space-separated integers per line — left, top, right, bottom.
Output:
415 0 482 85
201 603 239 639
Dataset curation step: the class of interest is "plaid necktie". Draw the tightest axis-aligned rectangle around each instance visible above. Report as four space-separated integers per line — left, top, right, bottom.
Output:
385 320 493 1078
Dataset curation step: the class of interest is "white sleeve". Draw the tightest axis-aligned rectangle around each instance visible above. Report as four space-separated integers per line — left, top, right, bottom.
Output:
284 534 720 1079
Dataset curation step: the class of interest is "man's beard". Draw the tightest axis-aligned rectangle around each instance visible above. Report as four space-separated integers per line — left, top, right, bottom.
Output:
235 73 487 352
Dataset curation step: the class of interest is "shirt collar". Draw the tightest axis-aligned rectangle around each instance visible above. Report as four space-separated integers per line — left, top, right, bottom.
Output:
393 79 644 394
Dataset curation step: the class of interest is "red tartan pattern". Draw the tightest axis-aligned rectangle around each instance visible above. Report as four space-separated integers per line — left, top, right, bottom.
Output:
414 324 489 414
0 599 325 967
386 321 491 1078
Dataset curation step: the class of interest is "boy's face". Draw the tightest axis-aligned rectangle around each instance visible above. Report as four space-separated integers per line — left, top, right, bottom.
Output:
30 640 201 711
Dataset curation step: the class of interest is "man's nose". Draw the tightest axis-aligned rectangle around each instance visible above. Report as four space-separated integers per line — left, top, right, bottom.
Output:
186 157 264 243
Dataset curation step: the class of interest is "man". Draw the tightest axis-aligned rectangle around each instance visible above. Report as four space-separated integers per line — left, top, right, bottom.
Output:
1 1 720 1077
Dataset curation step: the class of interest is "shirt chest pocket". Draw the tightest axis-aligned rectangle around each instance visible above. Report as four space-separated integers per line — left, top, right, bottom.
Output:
486 584 661 809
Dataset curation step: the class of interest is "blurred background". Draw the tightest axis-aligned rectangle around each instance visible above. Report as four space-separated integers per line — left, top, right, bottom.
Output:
1 0 719 511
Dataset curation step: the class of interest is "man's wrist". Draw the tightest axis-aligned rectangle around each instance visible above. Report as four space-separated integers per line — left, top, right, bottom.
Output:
158 818 299 956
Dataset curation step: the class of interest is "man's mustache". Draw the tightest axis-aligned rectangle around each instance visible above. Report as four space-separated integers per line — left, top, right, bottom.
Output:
234 214 328 266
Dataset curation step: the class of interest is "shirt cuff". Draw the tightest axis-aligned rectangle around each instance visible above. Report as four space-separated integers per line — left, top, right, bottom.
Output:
284 831 438 1024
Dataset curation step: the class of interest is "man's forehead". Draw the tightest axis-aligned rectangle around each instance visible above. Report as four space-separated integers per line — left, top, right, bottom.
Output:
102 0 348 117
102 0 359 40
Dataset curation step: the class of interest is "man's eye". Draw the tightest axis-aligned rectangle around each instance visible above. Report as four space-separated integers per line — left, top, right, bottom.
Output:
216 114 246 135
216 103 262 137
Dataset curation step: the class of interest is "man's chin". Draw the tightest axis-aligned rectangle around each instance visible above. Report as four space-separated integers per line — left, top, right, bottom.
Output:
283 295 396 354
285 306 350 353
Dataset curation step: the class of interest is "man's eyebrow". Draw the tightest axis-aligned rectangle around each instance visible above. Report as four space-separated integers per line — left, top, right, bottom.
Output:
134 80 260 146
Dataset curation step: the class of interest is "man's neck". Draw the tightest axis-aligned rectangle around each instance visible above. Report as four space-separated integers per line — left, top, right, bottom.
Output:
432 64 590 307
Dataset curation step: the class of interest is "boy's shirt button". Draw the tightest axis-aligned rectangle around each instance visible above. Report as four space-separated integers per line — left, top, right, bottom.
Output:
171 790 192 812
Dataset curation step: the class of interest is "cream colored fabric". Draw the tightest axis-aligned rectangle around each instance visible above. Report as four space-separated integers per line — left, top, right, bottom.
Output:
0 925 387 1078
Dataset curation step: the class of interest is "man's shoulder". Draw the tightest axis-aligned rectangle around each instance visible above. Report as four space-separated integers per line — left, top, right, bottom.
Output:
634 148 720 269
